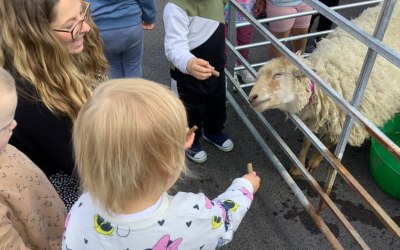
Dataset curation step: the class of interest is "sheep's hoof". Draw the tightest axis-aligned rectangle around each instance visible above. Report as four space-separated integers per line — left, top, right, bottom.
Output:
306 161 320 174
306 166 315 174
289 166 303 178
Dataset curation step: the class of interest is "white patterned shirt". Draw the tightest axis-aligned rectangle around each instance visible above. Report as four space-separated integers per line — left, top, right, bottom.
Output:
62 178 254 250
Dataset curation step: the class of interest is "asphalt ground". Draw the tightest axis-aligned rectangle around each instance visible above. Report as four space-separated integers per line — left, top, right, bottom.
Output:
142 1 400 249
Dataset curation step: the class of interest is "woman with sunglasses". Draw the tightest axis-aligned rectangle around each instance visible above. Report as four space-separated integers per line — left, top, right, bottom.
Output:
0 0 108 210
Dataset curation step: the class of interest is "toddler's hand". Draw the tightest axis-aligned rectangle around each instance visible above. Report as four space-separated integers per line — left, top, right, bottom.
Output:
187 58 213 80
243 172 261 194
143 22 155 30
184 128 196 149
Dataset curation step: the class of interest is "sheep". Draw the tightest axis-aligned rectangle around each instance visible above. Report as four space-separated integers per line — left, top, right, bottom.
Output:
248 3 400 176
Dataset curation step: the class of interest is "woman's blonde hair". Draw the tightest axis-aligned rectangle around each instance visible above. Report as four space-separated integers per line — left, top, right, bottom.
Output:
73 79 189 213
0 0 108 120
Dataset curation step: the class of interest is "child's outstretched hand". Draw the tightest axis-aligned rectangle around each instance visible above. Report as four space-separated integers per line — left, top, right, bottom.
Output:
187 58 214 80
243 172 261 194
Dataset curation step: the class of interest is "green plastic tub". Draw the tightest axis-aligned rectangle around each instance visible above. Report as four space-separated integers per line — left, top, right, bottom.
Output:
370 114 400 199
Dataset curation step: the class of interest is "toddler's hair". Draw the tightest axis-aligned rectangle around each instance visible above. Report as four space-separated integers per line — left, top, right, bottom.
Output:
0 67 15 94
73 79 189 213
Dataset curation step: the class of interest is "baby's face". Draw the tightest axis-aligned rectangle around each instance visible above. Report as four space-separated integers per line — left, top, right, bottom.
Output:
0 91 17 151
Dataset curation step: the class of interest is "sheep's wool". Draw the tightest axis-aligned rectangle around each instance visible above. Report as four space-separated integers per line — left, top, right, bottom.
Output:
299 3 400 146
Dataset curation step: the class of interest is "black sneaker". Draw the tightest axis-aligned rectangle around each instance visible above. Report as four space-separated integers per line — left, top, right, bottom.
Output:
202 131 234 152
185 140 207 163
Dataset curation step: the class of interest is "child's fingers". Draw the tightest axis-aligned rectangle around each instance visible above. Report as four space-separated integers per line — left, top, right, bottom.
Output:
186 125 198 136
185 126 197 149
195 58 210 67
184 132 195 149
193 68 212 80
247 163 254 173
193 60 211 72
188 58 218 80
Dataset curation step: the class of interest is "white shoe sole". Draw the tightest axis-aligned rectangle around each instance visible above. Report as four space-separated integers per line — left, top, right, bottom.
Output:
202 134 234 152
185 151 207 163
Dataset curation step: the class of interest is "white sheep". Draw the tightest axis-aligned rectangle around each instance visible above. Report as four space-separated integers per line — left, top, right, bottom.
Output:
248 3 400 176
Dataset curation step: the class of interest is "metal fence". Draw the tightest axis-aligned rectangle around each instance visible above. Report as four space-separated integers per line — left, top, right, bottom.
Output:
225 0 400 248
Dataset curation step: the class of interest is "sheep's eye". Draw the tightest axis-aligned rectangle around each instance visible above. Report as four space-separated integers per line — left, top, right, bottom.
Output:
273 72 284 79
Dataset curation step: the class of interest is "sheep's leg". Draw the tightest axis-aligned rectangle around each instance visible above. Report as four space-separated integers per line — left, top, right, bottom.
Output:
307 142 336 173
306 152 325 173
298 137 311 166
289 137 311 177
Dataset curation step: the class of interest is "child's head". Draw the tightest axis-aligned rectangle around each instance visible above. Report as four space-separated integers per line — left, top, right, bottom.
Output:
73 79 189 213
0 67 17 151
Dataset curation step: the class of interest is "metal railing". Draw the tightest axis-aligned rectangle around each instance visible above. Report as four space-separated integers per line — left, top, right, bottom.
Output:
225 0 400 248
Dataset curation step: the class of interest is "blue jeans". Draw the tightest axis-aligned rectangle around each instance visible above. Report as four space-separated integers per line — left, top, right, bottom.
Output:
100 24 144 78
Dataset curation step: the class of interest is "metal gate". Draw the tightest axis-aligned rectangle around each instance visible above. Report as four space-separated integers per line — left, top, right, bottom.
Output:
224 0 400 248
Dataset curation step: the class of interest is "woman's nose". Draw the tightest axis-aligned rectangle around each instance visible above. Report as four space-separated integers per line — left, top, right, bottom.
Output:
81 21 91 33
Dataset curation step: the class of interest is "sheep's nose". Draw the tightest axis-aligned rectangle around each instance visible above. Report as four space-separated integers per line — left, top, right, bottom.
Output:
249 94 258 104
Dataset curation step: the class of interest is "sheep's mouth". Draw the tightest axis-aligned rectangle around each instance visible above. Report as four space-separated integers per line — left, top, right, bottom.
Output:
251 97 284 112
251 98 270 106
251 97 272 111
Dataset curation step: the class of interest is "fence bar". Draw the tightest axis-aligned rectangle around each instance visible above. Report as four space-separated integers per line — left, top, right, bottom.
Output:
226 86 344 250
237 0 382 28
303 0 400 68
229 81 372 247
236 30 333 52
287 114 400 239
226 2 238 93
226 38 258 80
228 67 399 244
320 0 397 212
278 40 400 162
226 0 400 245
335 0 397 162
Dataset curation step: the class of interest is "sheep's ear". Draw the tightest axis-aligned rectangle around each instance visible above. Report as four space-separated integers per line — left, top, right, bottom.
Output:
293 70 306 78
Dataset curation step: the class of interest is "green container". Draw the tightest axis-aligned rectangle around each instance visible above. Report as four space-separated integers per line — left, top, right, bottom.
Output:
370 114 400 199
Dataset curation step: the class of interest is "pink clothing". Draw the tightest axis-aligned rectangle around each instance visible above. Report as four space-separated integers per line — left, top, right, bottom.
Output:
225 24 253 61
0 144 66 250
224 0 257 23
224 0 257 63
267 1 313 32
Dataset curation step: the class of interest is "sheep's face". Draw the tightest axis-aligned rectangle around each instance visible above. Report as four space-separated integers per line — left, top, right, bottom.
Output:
249 57 297 113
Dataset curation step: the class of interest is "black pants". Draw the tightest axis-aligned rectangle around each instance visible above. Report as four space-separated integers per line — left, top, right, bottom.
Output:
171 24 226 142
310 0 340 40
